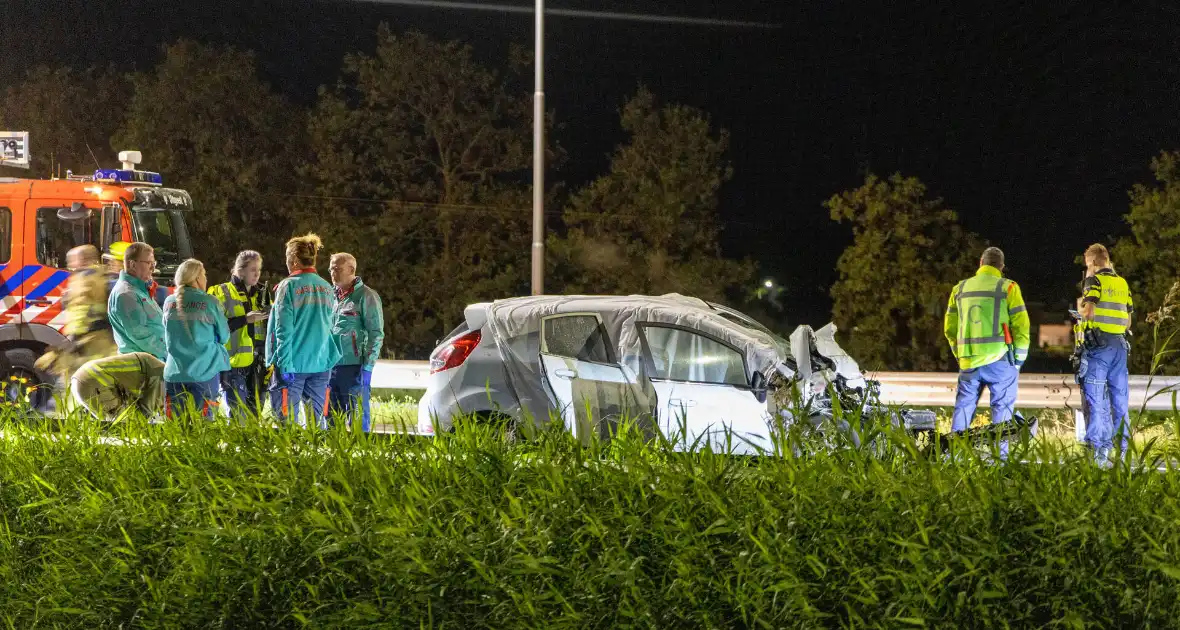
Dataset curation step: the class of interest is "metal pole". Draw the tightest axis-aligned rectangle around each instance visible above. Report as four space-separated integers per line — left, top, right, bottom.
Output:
530 0 545 295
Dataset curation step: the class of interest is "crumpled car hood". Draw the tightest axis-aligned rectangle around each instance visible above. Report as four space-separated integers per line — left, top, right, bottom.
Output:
781 322 867 400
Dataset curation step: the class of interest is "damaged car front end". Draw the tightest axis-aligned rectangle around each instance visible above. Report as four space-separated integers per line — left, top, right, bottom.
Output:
757 322 938 455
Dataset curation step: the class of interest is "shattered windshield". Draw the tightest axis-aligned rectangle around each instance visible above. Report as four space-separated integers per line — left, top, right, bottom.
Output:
130 188 194 267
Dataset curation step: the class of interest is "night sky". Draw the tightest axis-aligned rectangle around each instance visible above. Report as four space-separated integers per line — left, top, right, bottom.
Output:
4 0 1179 325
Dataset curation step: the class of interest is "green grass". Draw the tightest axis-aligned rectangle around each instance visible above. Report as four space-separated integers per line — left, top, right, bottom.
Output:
1 405 1180 628
370 393 419 431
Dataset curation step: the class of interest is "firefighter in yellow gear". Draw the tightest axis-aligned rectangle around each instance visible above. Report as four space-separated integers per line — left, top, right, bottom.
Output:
34 245 118 382
208 250 270 417
70 352 165 421
104 241 129 275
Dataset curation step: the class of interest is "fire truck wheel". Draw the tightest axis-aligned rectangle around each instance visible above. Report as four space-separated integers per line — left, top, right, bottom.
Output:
2 347 57 412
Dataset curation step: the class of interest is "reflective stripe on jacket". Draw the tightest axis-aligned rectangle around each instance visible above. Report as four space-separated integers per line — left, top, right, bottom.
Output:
163 287 231 384
943 265 1032 370
1082 269 1133 335
265 269 342 374
73 351 166 411
208 279 263 368
108 272 166 360
331 277 385 369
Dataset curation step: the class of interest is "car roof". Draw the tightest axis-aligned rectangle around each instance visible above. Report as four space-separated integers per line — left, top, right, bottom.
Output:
482 293 786 377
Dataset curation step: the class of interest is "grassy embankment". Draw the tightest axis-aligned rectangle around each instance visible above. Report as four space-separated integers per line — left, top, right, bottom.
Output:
2 402 1180 627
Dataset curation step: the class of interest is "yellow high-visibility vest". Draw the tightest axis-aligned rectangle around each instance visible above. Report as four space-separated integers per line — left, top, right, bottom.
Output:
208 280 263 368
944 265 1032 370
1083 269 1133 335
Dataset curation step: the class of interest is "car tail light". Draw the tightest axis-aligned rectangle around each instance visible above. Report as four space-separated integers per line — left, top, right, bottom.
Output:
430 330 481 374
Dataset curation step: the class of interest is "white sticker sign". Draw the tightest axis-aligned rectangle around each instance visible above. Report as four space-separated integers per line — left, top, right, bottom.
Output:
0 132 30 169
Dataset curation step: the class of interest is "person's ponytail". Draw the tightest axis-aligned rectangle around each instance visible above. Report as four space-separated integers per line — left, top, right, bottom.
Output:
285 233 323 269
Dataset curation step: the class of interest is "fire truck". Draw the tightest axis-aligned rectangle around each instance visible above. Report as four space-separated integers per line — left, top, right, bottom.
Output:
0 150 195 408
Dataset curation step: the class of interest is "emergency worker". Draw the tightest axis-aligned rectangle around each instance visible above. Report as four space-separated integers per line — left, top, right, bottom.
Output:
104 241 128 276
327 252 385 432
265 234 341 427
943 247 1031 458
209 250 269 417
1077 243 1133 464
108 242 166 360
35 245 118 381
71 352 165 421
163 259 230 419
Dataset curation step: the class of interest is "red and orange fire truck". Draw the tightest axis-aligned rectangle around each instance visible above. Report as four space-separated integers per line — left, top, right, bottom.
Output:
0 150 195 407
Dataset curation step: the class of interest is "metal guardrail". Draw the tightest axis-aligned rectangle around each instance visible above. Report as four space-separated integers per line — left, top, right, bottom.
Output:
372 360 1180 412
371 360 434 391
866 372 1180 412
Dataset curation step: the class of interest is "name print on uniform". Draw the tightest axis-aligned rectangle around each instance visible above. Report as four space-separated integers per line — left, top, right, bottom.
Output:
293 284 333 309
165 299 214 324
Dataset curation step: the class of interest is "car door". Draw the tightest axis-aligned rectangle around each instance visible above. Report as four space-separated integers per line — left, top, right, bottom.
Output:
539 313 652 445
638 324 772 455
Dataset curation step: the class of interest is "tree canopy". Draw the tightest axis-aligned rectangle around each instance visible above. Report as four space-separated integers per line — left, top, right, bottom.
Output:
302 27 538 358
550 87 754 303
827 173 982 371
0 65 124 178
113 40 303 275
1112 150 1180 372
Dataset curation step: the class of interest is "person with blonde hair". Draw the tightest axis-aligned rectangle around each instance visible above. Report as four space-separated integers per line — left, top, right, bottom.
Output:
209 249 270 418
162 258 230 419
1077 243 1134 464
265 233 341 427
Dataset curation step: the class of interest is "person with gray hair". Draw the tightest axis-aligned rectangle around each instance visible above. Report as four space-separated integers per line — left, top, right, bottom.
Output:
208 250 270 418
328 251 385 432
943 246 1031 460
980 246 1004 269
108 241 166 360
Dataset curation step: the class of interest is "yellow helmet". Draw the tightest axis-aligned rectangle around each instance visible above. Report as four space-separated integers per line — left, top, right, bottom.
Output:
105 241 130 262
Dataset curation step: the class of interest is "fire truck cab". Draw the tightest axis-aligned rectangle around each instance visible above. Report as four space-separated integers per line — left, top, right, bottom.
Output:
0 151 194 408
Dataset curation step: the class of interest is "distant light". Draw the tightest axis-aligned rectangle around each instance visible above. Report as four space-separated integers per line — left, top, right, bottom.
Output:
763 280 774 288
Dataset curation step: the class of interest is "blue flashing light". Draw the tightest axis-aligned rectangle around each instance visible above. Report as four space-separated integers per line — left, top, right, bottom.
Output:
93 168 163 186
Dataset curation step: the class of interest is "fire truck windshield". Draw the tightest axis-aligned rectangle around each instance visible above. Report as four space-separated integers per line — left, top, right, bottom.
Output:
129 187 195 269
131 207 193 266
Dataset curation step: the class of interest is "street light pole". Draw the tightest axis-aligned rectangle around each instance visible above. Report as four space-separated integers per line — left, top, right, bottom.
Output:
530 0 545 295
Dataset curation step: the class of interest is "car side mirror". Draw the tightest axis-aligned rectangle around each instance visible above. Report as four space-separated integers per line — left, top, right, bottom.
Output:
750 371 768 403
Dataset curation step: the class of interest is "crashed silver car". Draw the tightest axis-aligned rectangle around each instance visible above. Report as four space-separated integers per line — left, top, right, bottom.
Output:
417 294 933 454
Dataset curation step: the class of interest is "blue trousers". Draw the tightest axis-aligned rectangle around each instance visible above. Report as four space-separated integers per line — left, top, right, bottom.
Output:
329 364 372 432
221 365 263 419
269 370 331 429
165 375 221 420
953 358 1019 457
1081 334 1130 454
